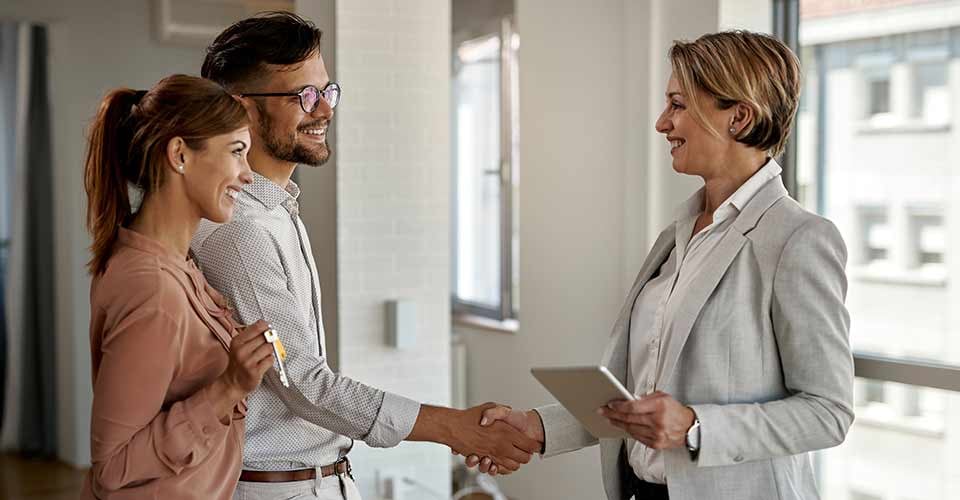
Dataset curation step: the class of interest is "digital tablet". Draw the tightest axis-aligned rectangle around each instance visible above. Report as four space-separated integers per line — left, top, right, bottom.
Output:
530 365 636 439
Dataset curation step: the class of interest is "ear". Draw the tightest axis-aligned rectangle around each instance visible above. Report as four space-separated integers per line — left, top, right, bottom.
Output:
235 95 260 122
730 102 755 135
165 137 187 175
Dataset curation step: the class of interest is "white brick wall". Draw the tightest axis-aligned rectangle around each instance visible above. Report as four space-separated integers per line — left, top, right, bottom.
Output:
335 1 452 498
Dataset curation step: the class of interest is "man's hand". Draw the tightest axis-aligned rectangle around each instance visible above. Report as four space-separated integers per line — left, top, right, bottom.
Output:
459 404 544 475
598 391 695 450
407 403 540 475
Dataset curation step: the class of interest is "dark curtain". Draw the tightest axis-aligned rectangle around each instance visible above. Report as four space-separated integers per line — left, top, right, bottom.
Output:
17 23 57 458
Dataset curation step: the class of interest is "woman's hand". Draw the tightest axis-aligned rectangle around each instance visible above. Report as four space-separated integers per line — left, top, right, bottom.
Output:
209 320 275 421
599 391 695 450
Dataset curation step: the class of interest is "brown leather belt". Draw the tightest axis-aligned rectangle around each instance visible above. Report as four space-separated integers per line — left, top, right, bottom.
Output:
239 457 352 483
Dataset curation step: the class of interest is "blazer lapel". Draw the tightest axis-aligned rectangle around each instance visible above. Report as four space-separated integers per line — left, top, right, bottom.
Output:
602 224 678 392
656 176 789 388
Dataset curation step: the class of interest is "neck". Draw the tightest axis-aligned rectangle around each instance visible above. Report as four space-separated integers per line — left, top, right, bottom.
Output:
700 150 768 214
248 146 296 188
129 185 199 260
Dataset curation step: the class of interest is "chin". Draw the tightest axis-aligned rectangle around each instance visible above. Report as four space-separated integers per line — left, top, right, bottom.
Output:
206 208 234 224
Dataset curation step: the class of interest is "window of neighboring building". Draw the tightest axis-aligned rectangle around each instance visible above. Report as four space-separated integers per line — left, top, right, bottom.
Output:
912 60 950 125
867 75 892 116
909 209 945 269
857 206 891 266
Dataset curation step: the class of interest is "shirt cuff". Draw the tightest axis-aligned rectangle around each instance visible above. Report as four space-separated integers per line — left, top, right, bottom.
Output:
162 386 230 471
363 392 422 448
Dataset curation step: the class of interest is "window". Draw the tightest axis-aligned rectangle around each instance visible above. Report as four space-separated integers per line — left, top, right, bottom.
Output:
867 75 891 116
451 18 519 321
912 60 949 124
909 209 945 269
857 206 891 266
790 1 960 499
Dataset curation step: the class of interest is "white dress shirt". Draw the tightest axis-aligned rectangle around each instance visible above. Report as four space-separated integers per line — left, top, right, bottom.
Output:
627 159 782 483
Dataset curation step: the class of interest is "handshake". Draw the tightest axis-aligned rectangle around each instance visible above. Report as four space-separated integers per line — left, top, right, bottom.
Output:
444 403 545 475
438 391 696 475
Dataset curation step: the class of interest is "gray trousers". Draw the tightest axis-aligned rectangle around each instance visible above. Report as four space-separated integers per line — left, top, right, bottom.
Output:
234 475 362 500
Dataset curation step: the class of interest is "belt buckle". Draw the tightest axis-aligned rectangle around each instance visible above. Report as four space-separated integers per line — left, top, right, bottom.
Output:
339 457 353 481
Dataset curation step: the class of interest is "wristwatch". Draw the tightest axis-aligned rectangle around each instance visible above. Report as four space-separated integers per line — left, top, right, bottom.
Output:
685 413 701 458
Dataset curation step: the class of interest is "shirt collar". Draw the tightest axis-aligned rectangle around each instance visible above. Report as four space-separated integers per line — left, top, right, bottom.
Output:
244 171 301 212
115 227 197 274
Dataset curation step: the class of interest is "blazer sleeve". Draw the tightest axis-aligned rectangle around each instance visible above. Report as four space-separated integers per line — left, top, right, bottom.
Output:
89 302 230 491
534 403 599 457
690 217 855 467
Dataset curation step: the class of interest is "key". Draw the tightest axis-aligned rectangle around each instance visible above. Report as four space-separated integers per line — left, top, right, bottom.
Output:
263 328 290 387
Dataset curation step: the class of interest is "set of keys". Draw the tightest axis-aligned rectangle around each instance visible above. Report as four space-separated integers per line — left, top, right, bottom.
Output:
263 327 289 387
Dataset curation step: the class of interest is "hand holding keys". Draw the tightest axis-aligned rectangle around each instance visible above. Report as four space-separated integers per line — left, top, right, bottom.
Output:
263 327 290 387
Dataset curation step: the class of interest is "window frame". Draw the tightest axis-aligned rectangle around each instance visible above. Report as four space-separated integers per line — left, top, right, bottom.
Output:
776 0 960 390
451 16 519 324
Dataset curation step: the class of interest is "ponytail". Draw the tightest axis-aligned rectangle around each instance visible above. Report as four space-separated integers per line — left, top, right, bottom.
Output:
83 88 141 275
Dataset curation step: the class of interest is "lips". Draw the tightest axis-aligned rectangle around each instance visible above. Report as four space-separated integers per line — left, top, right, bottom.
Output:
225 186 242 201
667 137 685 154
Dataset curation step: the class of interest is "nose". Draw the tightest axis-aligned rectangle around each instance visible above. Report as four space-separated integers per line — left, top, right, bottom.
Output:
239 160 254 185
655 109 671 134
312 96 333 121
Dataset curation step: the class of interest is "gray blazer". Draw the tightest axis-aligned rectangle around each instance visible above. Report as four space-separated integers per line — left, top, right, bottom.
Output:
536 176 854 500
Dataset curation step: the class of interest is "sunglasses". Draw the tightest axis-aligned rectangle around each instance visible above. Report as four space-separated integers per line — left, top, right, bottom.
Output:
240 82 341 113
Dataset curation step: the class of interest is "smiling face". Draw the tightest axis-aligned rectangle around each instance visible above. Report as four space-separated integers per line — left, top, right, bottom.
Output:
655 73 738 178
246 51 333 167
181 127 253 223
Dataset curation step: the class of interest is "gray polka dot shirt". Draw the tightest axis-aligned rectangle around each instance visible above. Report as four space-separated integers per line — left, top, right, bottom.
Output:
191 173 421 471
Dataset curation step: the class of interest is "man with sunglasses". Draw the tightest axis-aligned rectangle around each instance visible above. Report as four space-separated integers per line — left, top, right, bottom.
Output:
191 11 540 500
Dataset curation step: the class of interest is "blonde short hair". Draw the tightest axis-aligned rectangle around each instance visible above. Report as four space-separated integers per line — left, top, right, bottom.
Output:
669 30 801 157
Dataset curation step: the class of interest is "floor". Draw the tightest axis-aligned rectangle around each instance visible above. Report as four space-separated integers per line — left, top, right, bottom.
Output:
0 454 86 500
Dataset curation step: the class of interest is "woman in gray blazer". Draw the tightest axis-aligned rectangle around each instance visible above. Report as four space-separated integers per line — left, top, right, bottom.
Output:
465 30 855 500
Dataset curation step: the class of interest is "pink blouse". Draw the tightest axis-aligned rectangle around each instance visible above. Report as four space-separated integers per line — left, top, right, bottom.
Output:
82 228 246 500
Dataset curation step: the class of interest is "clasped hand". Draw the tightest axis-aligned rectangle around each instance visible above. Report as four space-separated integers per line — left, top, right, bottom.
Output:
447 403 542 475
459 392 694 475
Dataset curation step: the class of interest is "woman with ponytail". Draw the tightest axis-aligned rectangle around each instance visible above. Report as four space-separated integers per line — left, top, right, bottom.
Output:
81 74 276 500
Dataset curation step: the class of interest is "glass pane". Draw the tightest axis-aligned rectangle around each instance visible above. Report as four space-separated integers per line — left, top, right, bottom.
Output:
816 379 960 499
913 61 950 124
454 34 501 308
798 0 960 366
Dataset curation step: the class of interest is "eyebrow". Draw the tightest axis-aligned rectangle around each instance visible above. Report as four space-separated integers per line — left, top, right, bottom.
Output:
666 92 683 99
229 140 248 149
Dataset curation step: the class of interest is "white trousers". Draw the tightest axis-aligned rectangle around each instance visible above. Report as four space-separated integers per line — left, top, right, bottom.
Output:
234 475 362 500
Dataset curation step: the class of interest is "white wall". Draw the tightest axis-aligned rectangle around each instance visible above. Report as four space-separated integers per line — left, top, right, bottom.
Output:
0 0 210 467
333 1 453 498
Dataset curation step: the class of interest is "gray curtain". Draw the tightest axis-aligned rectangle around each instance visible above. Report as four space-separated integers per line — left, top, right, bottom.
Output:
0 22 56 457
17 23 57 458
0 19 19 446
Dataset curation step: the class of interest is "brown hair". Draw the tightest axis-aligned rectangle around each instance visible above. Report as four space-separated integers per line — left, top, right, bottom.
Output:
669 30 801 157
83 74 248 275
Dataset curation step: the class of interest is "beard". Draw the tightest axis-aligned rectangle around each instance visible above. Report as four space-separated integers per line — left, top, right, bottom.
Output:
257 103 331 167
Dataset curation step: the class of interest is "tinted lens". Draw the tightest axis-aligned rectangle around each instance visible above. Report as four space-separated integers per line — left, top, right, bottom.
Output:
300 85 320 112
322 83 340 109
